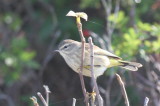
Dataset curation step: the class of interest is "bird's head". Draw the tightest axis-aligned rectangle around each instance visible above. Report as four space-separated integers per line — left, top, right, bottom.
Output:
56 39 80 55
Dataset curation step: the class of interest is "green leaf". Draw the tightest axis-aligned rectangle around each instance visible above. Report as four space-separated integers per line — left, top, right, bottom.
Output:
137 21 151 31
79 0 100 9
3 13 22 31
11 37 28 54
20 51 36 62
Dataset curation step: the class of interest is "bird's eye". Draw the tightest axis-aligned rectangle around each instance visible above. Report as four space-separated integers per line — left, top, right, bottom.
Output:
63 45 68 49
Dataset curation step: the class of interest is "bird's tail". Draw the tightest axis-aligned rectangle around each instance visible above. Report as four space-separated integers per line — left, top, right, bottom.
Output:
119 61 142 71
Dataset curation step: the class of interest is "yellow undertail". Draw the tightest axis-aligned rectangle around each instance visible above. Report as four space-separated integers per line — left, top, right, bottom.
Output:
108 59 142 71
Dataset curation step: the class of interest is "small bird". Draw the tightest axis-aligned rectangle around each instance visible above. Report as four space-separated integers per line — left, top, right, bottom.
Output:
55 39 142 77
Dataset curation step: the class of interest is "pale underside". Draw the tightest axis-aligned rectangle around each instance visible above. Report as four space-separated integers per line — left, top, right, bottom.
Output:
60 50 110 77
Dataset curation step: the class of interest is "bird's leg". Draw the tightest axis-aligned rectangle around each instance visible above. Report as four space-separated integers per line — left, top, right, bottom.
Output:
87 90 96 105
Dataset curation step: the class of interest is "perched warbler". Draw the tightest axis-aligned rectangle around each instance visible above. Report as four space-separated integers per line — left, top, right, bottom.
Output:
55 39 142 77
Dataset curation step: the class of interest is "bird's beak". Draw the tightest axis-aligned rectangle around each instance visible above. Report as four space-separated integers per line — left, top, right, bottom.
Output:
51 50 59 55
54 50 59 52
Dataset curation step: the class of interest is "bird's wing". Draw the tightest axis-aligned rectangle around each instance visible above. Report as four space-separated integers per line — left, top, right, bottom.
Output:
95 49 122 59
85 43 122 60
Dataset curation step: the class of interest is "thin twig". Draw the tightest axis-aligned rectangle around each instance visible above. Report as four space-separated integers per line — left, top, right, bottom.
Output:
101 0 112 51
116 74 130 106
145 62 159 105
129 2 136 27
37 92 48 106
135 73 155 88
0 94 15 106
30 96 39 106
88 37 103 106
66 10 89 106
110 0 120 34
101 0 120 52
144 97 149 106
72 98 77 106
43 85 51 105
76 17 89 106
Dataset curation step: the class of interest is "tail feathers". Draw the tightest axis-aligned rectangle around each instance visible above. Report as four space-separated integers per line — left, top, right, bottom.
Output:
119 61 142 71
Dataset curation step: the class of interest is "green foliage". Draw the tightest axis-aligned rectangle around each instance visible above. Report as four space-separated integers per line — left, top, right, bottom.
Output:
115 28 141 58
137 22 160 54
111 11 160 60
21 95 33 106
3 13 22 31
136 0 154 16
0 36 39 84
108 11 129 30
79 0 100 9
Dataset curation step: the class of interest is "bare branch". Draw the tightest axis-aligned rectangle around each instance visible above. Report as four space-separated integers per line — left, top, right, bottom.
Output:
101 0 120 52
30 96 39 106
72 98 76 106
43 85 51 105
37 92 48 106
77 22 89 106
144 97 149 106
116 74 130 106
66 10 89 106
110 0 120 34
0 94 15 106
88 37 103 106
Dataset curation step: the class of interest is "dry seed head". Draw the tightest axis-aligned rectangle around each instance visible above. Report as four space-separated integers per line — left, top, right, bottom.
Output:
66 10 88 21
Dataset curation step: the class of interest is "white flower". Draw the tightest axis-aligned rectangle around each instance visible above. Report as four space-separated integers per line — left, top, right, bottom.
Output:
5 57 15 66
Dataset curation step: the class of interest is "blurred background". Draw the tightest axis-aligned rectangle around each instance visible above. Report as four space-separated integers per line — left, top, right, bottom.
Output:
0 0 160 106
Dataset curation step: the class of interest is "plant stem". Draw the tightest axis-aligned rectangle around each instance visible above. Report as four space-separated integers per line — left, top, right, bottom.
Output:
88 37 103 106
144 97 149 106
43 85 51 106
30 96 39 106
72 98 77 106
116 74 130 106
76 17 89 106
37 92 48 106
